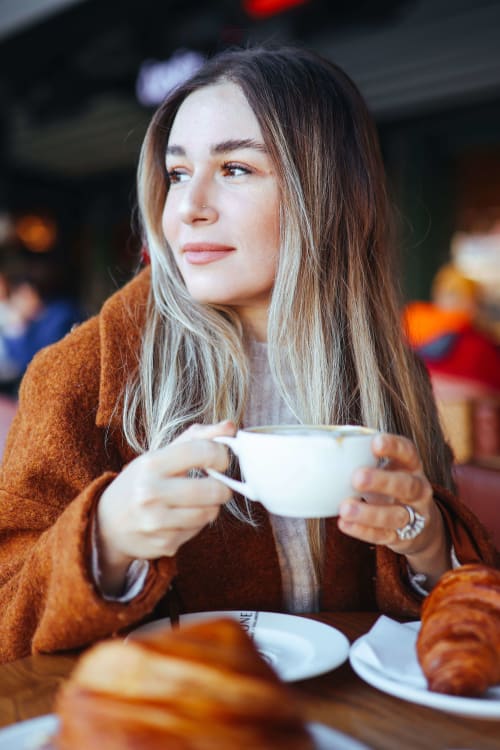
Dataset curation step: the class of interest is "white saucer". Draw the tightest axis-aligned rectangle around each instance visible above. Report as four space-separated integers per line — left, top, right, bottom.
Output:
350 625 500 719
0 714 57 750
128 610 350 681
309 722 371 749
0 715 370 750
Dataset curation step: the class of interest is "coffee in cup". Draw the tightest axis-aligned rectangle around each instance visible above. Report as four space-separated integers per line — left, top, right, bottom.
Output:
207 424 378 518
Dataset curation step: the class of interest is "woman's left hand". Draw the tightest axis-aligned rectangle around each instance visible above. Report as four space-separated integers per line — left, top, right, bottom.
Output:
338 433 449 583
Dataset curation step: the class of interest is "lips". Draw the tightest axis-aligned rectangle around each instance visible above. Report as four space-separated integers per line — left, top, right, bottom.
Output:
182 243 235 265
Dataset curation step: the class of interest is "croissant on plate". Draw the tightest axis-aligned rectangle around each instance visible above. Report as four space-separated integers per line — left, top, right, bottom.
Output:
52 617 315 750
416 563 500 697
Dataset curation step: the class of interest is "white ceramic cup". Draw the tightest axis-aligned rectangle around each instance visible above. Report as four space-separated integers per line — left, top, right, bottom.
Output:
207 424 379 518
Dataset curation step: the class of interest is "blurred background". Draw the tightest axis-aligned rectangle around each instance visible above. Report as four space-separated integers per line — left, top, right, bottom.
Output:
1 0 500 468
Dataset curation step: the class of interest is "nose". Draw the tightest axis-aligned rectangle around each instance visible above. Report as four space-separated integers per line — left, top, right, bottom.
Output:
179 177 218 225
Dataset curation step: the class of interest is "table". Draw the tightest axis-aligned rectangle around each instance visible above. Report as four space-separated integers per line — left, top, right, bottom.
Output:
0 612 498 749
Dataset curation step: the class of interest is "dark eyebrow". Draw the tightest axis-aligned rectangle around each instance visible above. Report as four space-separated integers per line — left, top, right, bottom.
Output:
166 138 268 157
211 139 268 154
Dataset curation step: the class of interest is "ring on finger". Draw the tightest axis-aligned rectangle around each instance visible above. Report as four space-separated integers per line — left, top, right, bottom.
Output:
395 504 425 541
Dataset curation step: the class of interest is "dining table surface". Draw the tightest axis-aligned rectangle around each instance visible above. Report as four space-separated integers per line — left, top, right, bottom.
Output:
0 610 498 750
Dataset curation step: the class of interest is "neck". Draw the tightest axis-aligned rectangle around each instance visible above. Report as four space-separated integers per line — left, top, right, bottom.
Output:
237 305 269 342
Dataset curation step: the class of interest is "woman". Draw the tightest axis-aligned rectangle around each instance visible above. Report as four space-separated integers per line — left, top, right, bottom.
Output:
0 46 495 662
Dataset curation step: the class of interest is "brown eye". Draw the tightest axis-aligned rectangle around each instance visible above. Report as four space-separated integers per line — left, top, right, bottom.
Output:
167 169 189 184
222 162 251 177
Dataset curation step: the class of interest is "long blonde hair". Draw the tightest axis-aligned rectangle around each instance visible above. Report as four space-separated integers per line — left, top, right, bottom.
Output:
125 46 453 564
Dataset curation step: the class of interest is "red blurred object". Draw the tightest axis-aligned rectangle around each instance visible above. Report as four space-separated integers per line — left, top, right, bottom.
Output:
404 301 500 393
243 0 309 19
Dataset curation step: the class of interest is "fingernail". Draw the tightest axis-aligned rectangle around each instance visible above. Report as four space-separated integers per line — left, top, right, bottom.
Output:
353 468 371 488
340 503 359 519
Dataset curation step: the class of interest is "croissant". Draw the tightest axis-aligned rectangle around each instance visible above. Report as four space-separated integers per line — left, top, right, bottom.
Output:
53 617 314 749
416 563 500 697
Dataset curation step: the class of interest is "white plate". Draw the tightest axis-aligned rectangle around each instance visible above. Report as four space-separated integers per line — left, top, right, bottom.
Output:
128 610 350 681
0 714 57 749
0 715 370 750
350 625 500 719
309 722 371 749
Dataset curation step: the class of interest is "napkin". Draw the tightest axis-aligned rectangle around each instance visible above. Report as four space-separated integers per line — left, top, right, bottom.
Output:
350 615 427 688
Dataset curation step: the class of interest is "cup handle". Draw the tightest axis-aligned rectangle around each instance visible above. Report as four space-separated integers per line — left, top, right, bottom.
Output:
206 436 259 500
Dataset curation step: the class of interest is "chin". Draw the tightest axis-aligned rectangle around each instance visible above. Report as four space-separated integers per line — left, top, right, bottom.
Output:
185 286 237 307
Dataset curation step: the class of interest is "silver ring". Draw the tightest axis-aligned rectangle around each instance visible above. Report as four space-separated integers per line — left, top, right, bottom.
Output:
395 505 426 541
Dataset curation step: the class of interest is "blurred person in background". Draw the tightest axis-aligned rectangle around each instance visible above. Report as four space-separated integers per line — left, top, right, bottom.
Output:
1 261 83 382
404 263 500 394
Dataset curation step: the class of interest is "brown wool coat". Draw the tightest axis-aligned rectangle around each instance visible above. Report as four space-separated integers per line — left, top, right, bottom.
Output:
0 269 497 663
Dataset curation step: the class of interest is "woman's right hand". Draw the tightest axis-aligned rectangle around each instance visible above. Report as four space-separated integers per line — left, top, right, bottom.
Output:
95 420 235 594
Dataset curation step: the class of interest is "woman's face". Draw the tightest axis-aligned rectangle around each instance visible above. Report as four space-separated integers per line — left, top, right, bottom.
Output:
162 82 280 335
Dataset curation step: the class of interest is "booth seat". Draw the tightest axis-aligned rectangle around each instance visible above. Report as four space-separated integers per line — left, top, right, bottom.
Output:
453 462 500 551
0 396 17 460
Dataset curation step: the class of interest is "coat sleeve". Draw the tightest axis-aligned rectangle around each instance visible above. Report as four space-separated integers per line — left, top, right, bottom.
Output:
0 320 175 663
374 486 499 618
